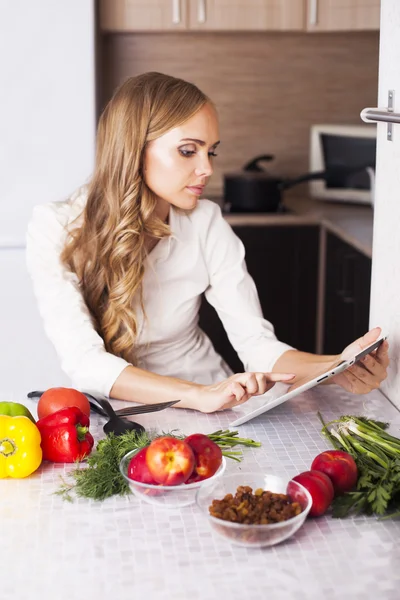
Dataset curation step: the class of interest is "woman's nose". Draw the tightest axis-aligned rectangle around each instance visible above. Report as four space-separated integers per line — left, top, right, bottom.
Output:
194 155 213 178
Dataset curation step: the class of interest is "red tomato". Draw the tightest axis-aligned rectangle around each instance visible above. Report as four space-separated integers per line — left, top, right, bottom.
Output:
37 387 90 420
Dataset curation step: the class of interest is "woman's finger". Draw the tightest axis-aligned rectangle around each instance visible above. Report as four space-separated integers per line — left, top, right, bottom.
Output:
264 372 296 383
359 353 387 380
227 381 248 403
242 373 259 395
255 372 268 395
376 339 390 367
348 363 377 388
342 366 376 394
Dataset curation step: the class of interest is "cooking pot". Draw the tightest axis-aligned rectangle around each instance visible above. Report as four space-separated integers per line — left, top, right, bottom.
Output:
223 155 287 213
223 155 372 213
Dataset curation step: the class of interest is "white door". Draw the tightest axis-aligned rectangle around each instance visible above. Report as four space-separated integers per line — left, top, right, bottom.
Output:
366 0 400 408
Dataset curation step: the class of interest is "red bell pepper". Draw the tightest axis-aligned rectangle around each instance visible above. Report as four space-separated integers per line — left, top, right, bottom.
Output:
36 406 94 463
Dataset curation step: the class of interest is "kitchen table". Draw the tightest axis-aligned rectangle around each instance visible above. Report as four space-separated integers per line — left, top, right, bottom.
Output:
1 385 400 600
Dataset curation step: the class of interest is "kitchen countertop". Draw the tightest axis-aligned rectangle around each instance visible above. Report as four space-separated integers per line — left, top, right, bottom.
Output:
212 193 374 258
2 385 400 600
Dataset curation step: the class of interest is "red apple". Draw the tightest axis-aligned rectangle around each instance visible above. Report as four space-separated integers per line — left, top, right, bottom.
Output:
311 450 358 495
127 447 158 485
289 470 334 517
184 433 223 483
145 436 195 486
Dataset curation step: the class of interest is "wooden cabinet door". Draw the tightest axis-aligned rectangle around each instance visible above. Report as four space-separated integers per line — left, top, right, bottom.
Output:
100 0 188 32
199 225 319 373
323 232 371 354
188 0 304 31
306 0 380 32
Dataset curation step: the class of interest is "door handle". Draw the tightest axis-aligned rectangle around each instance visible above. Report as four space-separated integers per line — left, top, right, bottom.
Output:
361 90 399 141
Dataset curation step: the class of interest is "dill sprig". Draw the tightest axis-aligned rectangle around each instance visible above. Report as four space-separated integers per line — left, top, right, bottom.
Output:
55 429 152 502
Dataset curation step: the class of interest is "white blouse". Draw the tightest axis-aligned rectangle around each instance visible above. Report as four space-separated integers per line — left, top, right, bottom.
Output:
26 187 293 397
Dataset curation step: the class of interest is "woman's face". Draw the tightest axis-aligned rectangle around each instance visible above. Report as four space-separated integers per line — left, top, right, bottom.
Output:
143 102 220 218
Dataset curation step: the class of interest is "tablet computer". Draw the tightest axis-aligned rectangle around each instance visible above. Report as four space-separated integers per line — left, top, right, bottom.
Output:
228 336 386 427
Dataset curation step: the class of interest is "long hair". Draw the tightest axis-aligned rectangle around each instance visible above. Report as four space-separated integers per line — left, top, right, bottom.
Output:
61 72 209 362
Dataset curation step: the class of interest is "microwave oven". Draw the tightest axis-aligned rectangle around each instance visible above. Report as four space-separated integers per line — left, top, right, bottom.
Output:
309 124 377 205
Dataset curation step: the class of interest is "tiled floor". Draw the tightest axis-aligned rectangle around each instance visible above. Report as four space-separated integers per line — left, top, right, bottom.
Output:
1 386 400 600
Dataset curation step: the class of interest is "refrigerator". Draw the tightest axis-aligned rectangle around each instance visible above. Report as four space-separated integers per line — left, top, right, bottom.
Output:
0 0 96 396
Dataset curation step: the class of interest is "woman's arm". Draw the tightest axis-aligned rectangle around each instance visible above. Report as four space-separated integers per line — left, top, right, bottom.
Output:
111 365 294 413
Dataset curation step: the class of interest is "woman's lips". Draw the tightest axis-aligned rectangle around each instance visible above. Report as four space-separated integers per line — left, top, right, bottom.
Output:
186 186 205 196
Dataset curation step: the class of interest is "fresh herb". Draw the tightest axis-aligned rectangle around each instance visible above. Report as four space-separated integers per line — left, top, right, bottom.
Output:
55 429 152 502
318 412 400 518
55 428 261 502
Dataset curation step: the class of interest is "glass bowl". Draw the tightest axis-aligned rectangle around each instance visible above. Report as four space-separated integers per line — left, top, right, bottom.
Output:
196 472 312 548
120 449 226 508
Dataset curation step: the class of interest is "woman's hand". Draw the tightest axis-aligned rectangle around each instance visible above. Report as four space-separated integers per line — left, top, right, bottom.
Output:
331 327 389 394
195 371 295 414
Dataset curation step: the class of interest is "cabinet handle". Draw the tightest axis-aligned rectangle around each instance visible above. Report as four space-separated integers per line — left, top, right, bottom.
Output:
197 0 206 23
172 0 181 24
308 0 318 26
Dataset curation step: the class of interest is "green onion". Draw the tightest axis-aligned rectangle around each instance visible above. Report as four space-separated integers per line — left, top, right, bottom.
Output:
318 412 400 518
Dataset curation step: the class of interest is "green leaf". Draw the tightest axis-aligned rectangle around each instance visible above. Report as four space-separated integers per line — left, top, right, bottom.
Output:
331 492 368 518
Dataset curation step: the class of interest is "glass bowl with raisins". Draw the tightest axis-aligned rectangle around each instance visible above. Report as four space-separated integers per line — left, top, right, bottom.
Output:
196 473 312 548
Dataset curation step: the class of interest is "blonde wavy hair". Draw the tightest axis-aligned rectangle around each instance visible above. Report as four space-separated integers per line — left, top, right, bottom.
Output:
61 72 209 362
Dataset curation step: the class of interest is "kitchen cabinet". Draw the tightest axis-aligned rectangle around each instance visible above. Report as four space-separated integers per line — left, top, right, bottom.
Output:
187 0 304 31
306 0 380 32
322 231 371 354
199 224 319 373
99 0 304 32
99 0 188 31
99 0 379 32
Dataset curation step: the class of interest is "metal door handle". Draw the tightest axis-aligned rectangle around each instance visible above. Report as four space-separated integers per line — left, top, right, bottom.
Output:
172 0 181 24
198 0 206 23
361 109 400 124
361 90 398 140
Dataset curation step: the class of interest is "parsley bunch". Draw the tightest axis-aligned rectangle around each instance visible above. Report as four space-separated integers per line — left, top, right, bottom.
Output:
318 413 400 518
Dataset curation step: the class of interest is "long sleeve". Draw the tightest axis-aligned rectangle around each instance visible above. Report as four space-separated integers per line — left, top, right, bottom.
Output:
200 201 294 373
26 202 130 396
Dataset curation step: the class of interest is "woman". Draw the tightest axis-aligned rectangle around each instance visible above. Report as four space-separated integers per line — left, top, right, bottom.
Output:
26 72 389 413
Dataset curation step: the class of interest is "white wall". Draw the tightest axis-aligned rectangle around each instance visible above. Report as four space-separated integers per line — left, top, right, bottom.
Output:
369 0 400 408
0 0 96 395
0 0 96 243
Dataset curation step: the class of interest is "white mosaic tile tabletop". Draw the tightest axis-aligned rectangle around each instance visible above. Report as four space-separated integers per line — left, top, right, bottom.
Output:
1 386 400 600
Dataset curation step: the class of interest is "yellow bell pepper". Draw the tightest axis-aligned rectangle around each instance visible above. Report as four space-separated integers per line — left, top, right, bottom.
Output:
0 415 42 478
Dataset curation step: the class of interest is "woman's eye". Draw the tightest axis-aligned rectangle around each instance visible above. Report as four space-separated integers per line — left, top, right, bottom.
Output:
178 147 219 158
179 148 196 157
